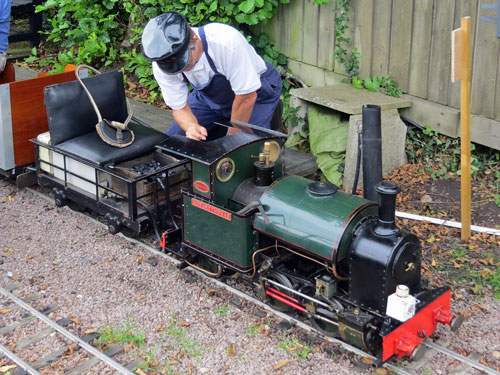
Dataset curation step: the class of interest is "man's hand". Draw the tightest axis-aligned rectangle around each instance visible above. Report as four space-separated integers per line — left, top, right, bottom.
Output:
186 124 208 141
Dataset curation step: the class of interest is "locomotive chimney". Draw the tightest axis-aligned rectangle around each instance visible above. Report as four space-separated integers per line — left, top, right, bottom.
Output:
374 181 400 236
362 105 383 203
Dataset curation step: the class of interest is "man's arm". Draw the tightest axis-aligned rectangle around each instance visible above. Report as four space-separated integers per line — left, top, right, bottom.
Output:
230 91 257 132
172 103 208 141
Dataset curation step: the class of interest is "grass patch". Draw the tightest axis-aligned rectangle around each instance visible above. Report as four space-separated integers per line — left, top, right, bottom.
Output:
213 303 231 316
278 336 311 360
162 316 202 358
97 321 145 348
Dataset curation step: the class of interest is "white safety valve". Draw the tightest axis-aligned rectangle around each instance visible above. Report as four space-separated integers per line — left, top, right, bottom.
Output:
386 285 418 322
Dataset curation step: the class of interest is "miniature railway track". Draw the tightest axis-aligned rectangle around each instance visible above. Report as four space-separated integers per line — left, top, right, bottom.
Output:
22 185 500 375
0 286 139 375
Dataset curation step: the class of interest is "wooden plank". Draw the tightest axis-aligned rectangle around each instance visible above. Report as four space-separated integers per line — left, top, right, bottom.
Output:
408 0 434 98
317 0 335 71
470 114 500 150
0 306 57 335
449 0 478 108
471 0 499 119
388 0 413 92
371 0 392 77
427 0 455 104
9 70 77 167
354 0 374 78
289 0 304 61
65 345 124 375
275 2 290 57
303 0 319 66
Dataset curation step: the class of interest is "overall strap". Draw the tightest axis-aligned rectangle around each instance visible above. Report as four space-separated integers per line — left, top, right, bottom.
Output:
198 26 219 74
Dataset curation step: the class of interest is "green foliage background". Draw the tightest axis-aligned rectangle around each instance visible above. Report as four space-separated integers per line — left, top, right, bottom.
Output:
33 0 294 103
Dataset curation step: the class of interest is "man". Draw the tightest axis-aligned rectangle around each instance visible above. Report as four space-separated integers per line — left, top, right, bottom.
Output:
0 0 10 74
141 11 282 141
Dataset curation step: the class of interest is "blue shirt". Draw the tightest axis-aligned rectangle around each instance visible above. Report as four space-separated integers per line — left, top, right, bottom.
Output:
0 0 11 52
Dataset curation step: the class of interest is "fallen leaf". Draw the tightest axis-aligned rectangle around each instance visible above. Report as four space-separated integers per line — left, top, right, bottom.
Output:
136 254 143 264
427 236 436 243
472 303 490 313
7 196 13 201
273 359 291 370
493 350 500 359
431 258 436 267
0 308 11 315
481 269 493 278
178 321 190 327
26 255 36 260
154 325 166 332
376 368 388 375
127 81 137 90
66 343 78 354
135 369 147 375
135 295 146 301
451 259 463 268
70 316 80 325
226 343 236 356
0 365 17 372
207 289 216 296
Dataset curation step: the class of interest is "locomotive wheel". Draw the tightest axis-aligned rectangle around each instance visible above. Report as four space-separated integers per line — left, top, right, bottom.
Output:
107 221 120 235
310 309 340 337
264 271 294 313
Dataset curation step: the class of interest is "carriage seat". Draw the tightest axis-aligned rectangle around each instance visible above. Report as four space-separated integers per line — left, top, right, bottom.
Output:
44 70 167 166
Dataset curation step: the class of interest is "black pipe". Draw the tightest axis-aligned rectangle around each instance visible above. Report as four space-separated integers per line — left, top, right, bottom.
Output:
362 105 383 202
351 131 362 195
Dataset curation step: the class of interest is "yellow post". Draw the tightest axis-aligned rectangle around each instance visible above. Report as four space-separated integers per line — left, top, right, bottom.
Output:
460 17 471 241
451 16 472 240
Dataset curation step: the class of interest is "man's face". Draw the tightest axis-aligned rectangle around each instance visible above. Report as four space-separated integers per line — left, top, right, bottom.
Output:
183 36 201 72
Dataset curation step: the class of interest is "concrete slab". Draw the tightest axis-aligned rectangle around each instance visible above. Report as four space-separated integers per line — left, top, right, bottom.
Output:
291 84 411 115
343 109 407 193
290 86 409 192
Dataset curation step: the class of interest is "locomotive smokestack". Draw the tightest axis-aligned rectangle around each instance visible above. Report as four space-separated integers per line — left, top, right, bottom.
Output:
362 105 383 202
374 181 400 236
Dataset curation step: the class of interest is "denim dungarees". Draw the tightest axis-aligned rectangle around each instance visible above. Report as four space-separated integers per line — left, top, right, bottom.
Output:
167 26 282 140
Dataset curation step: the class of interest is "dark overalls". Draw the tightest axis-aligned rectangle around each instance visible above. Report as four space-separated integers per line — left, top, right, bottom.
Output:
166 26 282 140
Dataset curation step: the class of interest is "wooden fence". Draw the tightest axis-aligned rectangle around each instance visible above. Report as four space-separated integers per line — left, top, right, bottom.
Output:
259 0 500 150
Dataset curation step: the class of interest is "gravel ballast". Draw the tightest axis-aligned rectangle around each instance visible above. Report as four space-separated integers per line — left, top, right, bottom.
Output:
0 178 499 375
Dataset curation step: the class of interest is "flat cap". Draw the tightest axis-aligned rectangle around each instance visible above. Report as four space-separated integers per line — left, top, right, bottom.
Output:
141 12 190 74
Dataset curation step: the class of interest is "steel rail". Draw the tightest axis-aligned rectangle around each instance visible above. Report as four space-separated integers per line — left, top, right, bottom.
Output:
425 340 500 375
24 186 499 375
0 342 41 375
0 287 137 375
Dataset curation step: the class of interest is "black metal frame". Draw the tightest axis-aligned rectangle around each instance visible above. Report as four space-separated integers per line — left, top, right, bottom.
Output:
33 141 190 235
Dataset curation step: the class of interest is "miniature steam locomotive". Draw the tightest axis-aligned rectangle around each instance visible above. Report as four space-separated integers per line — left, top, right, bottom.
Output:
2 69 463 364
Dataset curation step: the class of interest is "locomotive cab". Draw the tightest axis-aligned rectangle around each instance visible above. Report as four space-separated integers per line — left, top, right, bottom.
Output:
157 130 286 273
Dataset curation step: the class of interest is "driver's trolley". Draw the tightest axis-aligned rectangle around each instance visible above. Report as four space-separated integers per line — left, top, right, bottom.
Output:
32 70 190 238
